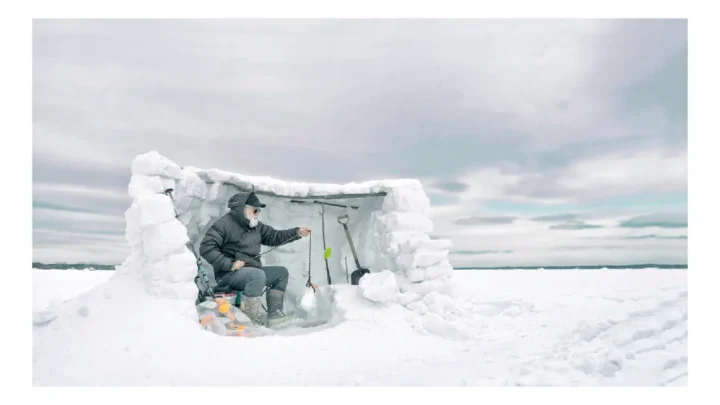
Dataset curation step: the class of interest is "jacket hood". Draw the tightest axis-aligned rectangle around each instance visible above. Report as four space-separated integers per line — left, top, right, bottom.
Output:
227 191 252 211
227 191 256 230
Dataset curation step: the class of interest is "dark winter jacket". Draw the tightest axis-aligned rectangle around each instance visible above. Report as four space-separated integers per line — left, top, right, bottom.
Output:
199 191 300 281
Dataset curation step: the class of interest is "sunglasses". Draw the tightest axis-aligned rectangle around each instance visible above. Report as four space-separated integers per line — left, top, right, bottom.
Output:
251 207 261 214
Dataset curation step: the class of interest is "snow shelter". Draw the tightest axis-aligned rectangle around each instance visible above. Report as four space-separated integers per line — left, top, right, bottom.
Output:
124 151 455 316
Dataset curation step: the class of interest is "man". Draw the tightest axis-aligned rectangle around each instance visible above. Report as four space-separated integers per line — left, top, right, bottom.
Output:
200 191 311 328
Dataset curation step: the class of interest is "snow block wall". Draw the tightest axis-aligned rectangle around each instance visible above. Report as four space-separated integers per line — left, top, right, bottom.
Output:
122 151 455 322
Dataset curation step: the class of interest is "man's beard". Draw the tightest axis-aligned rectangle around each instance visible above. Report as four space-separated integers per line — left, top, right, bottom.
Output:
244 211 259 228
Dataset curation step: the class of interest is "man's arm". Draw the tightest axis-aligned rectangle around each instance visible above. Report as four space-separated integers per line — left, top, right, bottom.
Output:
259 222 301 246
199 221 235 274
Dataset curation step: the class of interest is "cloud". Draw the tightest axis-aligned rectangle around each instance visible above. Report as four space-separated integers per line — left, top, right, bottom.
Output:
619 213 687 228
621 44 687 124
424 148 687 228
451 249 513 255
503 149 687 203
33 228 130 265
33 207 125 225
31 19 688 266
33 182 132 216
33 229 127 246
549 221 603 230
430 181 471 193
33 19 687 183
623 234 687 240
453 216 516 226
33 206 126 240
33 182 129 201
532 214 579 222
426 193 460 206
552 245 631 251
554 150 687 199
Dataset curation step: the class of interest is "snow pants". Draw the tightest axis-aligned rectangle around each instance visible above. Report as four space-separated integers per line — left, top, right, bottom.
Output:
216 266 289 297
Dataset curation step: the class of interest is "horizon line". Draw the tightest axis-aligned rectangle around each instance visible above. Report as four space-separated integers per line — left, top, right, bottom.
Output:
32 261 689 269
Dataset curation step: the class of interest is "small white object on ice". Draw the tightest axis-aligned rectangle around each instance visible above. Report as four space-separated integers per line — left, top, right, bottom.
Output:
300 286 317 311
359 270 400 304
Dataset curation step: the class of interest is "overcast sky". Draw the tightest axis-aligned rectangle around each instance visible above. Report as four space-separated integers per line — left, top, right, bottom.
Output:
32 19 687 267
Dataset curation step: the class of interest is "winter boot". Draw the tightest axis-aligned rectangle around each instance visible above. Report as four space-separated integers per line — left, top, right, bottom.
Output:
239 294 264 326
266 289 295 329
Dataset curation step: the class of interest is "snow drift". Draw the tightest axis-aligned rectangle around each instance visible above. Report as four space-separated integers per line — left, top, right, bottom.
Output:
121 150 454 325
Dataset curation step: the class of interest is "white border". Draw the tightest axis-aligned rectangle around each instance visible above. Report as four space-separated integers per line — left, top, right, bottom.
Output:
7 0 712 403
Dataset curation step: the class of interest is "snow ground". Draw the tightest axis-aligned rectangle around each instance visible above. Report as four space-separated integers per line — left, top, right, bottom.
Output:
32 269 687 386
32 269 113 312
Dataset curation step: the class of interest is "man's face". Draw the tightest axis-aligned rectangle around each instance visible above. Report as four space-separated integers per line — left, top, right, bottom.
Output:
245 205 260 218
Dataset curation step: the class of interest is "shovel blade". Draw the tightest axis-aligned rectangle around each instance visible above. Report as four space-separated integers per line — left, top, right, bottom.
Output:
350 268 370 285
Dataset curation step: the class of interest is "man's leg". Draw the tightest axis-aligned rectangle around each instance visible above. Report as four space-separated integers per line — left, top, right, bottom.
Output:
216 267 267 297
262 266 293 328
263 266 289 291
216 267 266 324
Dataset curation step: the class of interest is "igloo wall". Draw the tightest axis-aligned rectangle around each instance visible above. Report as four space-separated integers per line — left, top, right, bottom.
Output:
121 151 455 319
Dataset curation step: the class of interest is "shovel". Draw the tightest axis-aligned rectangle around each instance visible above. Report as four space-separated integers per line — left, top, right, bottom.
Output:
337 214 370 285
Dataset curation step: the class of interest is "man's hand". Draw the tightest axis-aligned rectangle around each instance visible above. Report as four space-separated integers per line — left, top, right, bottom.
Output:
298 227 311 237
231 260 245 271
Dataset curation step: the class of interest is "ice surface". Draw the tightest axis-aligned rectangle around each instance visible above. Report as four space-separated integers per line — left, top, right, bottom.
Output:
32 269 113 312
32 269 687 386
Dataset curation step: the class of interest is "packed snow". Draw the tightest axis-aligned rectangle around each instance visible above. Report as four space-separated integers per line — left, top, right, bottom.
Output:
32 269 113 312
31 151 687 386
32 268 687 386
121 151 450 319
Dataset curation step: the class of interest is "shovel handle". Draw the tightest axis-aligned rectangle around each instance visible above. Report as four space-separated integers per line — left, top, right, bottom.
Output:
339 224 363 271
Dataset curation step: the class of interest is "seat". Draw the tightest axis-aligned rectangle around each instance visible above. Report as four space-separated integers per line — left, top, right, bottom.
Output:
213 285 243 306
